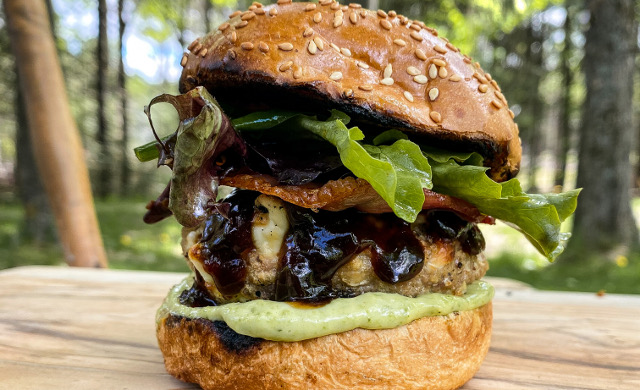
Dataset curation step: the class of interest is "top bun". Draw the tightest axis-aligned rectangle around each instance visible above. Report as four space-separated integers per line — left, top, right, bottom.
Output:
179 1 521 181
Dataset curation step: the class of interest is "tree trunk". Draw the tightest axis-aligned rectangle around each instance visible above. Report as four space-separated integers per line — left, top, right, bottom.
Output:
4 0 108 267
564 0 638 261
96 0 111 198
554 3 574 189
524 20 544 193
118 0 130 196
203 0 212 33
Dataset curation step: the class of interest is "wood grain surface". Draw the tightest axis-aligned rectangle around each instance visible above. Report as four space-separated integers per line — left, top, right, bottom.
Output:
0 266 638 389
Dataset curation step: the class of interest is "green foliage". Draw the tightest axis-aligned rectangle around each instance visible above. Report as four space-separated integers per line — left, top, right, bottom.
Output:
0 200 189 272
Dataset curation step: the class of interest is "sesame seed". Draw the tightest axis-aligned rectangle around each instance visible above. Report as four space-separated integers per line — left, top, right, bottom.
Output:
349 11 358 24
278 42 294 51
192 43 202 54
380 77 394 85
404 91 414 102
446 42 458 52
277 0 291 4
434 45 447 54
294 67 302 79
279 61 293 72
252 1 262 7
259 42 269 53
305 3 316 11
473 72 488 84
330 2 340 10
463 56 472 64
199 48 208 57
218 22 230 31
319 0 332 5
187 40 198 51
241 42 254 50
491 79 501 91
388 10 397 17
241 11 256 20
409 23 421 31
410 31 423 41
400 16 409 25
384 64 393 79
313 12 323 23
341 47 352 56
430 111 442 123
377 9 387 18
478 84 488 93
428 64 437 79
314 37 324 50
414 75 428 84
360 9 367 18
334 10 344 27
330 71 343 81
303 27 314 37
230 31 237 43
406 66 421 76
227 49 237 60
343 88 354 98
491 99 503 109
229 10 242 18
349 3 362 8
393 39 407 47
330 43 340 52
359 84 373 91
254 7 265 15
356 61 369 69
438 67 448 78
508 109 515 118
432 59 446 67
428 88 439 101
180 54 188 67
249 5 257 10
380 19 392 30
415 48 427 61
474 61 481 69
269 7 278 16
449 74 461 82
237 20 249 28
308 40 317 54
485 73 493 81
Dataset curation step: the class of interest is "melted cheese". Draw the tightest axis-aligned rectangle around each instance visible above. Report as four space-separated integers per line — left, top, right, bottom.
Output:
252 195 289 261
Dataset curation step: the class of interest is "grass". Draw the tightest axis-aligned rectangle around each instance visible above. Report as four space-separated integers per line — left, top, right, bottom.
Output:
1 199 638 293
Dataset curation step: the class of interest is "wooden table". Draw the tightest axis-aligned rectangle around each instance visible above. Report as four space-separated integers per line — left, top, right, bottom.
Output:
0 266 638 389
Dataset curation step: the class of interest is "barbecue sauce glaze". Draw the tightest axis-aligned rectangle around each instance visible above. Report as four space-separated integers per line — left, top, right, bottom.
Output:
191 190 485 302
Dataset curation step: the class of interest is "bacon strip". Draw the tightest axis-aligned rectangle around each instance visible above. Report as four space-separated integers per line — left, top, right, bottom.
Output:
221 173 493 224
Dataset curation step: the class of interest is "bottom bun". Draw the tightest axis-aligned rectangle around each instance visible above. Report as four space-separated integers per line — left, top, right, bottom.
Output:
157 302 492 390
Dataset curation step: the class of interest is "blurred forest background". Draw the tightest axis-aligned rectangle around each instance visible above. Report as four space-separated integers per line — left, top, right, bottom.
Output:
1 0 639 293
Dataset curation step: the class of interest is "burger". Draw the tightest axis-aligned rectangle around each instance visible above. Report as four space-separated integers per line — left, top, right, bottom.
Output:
135 1 579 389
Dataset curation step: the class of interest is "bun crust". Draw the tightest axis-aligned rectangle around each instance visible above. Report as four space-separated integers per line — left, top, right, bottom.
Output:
179 2 520 180
157 302 492 390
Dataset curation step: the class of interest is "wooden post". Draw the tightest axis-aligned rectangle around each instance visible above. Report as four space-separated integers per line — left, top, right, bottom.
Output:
4 0 108 267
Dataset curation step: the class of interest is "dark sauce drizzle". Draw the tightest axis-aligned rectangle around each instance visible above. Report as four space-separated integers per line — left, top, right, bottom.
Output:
194 190 485 303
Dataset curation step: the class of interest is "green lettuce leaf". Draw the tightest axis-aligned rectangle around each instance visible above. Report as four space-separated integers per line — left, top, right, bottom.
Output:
292 112 432 222
426 154 580 261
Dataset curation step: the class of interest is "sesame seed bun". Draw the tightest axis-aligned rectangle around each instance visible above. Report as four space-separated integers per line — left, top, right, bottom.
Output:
179 1 521 180
156 302 492 390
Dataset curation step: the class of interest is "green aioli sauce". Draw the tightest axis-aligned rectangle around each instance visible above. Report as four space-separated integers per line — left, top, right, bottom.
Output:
157 277 494 342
